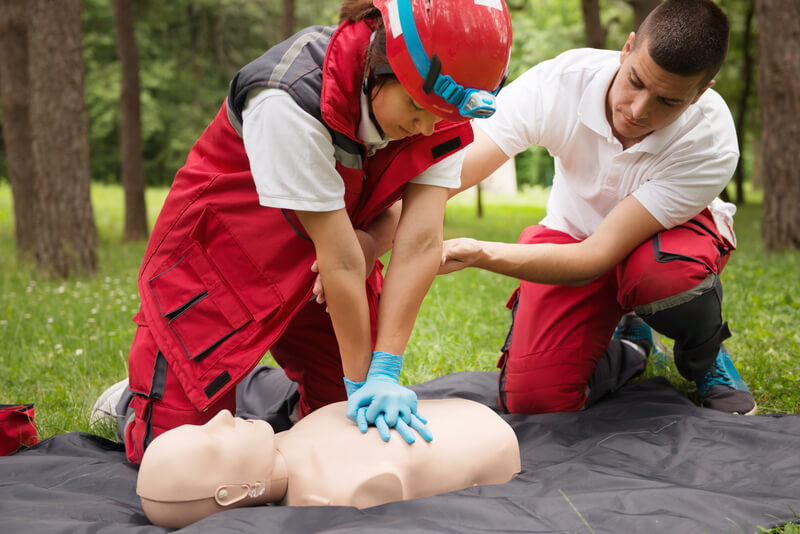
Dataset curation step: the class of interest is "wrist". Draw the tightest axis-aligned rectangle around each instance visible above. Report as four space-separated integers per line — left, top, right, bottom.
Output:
367 350 404 382
343 376 365 397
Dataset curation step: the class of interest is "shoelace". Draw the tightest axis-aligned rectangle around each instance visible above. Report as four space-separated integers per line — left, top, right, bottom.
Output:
698 355 734 394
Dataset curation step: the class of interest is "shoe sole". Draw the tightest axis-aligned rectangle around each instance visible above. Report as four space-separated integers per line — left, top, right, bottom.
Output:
738 402 758 416
89 378 129 425
702 400 758 416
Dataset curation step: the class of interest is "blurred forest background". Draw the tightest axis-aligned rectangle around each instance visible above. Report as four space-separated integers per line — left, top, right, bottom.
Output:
0 0 797 279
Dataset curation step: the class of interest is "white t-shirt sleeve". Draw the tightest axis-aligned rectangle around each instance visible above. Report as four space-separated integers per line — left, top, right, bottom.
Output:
632 149 739 229
242 88 345 212
632 91 740 229
475 57 571 158
408 149 464 189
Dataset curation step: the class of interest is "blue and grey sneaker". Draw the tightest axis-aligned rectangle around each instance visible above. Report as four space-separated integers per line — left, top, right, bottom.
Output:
695 345 757 415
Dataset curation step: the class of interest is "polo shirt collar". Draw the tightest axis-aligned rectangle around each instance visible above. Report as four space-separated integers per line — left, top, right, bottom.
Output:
578 61 618 140
577 58 688 154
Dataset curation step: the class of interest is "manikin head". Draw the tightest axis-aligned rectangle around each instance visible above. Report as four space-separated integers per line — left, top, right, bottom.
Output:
605 0 729 148
136 410 287 529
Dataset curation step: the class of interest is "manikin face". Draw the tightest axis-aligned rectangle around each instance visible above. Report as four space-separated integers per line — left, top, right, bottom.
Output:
137 410 277 503
370 80 444 139
197 409 275 463
606 32 714 149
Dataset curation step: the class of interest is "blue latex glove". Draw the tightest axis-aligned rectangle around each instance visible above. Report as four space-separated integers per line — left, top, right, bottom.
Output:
344 351 433 444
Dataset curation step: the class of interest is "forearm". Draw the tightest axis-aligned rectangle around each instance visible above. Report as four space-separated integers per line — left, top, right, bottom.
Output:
473 239 607 286
296 209 373 381
440 195 666 285
321 258 373 381
375 184 447 355
376 234 442 354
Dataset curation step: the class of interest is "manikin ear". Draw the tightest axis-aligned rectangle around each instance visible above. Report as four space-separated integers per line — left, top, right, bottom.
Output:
214 481 267 507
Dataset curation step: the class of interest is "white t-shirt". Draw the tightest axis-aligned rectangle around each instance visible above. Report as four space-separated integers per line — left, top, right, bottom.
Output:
478 48 739 242
241 88 463 212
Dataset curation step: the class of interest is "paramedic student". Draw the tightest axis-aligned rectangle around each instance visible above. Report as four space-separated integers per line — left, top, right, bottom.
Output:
440 0 757 416
121 0 512 463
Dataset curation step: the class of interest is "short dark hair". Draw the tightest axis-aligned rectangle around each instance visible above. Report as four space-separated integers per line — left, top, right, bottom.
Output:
635 0 730 86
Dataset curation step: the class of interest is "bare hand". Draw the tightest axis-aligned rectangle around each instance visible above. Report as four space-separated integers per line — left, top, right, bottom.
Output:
438 238 482 275
310 260 327 308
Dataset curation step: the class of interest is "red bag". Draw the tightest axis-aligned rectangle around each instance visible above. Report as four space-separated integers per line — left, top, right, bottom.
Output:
0 404 39 455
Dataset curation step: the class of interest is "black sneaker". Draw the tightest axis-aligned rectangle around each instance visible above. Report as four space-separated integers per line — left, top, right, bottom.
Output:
695 345 757 415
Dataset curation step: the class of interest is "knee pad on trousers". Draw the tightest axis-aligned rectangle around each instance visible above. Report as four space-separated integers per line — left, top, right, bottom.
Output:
638 274 731 381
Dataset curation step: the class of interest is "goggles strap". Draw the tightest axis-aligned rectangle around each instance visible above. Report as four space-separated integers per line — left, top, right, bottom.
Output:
395 0 498 118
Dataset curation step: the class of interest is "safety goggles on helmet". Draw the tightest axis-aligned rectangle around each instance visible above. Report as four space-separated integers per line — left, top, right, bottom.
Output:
395 0 503 119
374 0 512 123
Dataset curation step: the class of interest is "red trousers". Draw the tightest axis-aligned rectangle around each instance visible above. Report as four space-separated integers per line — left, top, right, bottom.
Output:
125 298 355 463
499 209 733 414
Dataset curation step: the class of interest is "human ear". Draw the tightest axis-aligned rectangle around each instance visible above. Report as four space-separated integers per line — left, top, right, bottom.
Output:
691 80 715 104
620 32 636 64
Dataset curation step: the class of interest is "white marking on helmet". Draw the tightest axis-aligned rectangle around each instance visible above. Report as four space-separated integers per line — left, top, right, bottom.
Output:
387 0 403 38
474 0 503 9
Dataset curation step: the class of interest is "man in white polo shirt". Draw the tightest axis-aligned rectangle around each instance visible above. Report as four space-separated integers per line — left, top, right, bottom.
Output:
439 0 756 416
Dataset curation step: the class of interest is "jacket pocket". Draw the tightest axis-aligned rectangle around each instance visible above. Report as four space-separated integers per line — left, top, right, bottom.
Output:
148 241 251 361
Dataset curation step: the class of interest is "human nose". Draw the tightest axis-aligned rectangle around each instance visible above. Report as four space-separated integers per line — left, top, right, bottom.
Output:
415 112 438 136
630 92 651 121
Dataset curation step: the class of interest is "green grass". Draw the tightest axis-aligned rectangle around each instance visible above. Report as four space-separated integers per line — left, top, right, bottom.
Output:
1 182 799 440
1 182 798 532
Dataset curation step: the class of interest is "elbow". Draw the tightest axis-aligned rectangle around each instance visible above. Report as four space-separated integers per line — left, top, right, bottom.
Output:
319 248 366 277
396 227 442 257
568 273 603 287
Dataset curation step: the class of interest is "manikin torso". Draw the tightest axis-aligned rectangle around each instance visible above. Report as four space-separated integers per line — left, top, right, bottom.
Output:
276 398 520 508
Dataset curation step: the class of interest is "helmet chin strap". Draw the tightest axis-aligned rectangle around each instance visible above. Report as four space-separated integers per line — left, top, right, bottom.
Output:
363 61 394 139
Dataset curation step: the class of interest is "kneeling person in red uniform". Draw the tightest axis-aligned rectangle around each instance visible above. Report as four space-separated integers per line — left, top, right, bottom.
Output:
121 0 513 463
440 0 757 416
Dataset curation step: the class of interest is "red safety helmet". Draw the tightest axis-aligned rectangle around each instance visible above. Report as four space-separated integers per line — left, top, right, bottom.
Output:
374 0 513 123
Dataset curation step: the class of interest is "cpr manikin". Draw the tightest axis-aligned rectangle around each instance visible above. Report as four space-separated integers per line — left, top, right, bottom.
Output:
137 399 521 528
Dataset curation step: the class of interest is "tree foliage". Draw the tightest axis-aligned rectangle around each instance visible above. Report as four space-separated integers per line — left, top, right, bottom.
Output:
0 0 766 193
79 0 340 186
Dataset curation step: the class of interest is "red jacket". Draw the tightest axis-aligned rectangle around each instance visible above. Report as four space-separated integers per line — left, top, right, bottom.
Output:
132 19 472 412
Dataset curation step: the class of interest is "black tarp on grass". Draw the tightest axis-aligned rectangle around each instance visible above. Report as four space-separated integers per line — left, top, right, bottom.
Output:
1 371 799 533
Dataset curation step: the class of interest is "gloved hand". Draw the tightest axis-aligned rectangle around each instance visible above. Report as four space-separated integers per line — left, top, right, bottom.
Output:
344 351 433 444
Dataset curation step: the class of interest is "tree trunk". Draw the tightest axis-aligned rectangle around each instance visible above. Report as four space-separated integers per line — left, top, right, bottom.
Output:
0 0 36 258
27 0 98 277
112 0 148 241
756 0 800 251
476 182 483 218
581 0 607 49
627 0 661 31
281 0 295 40
732 0 755 205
